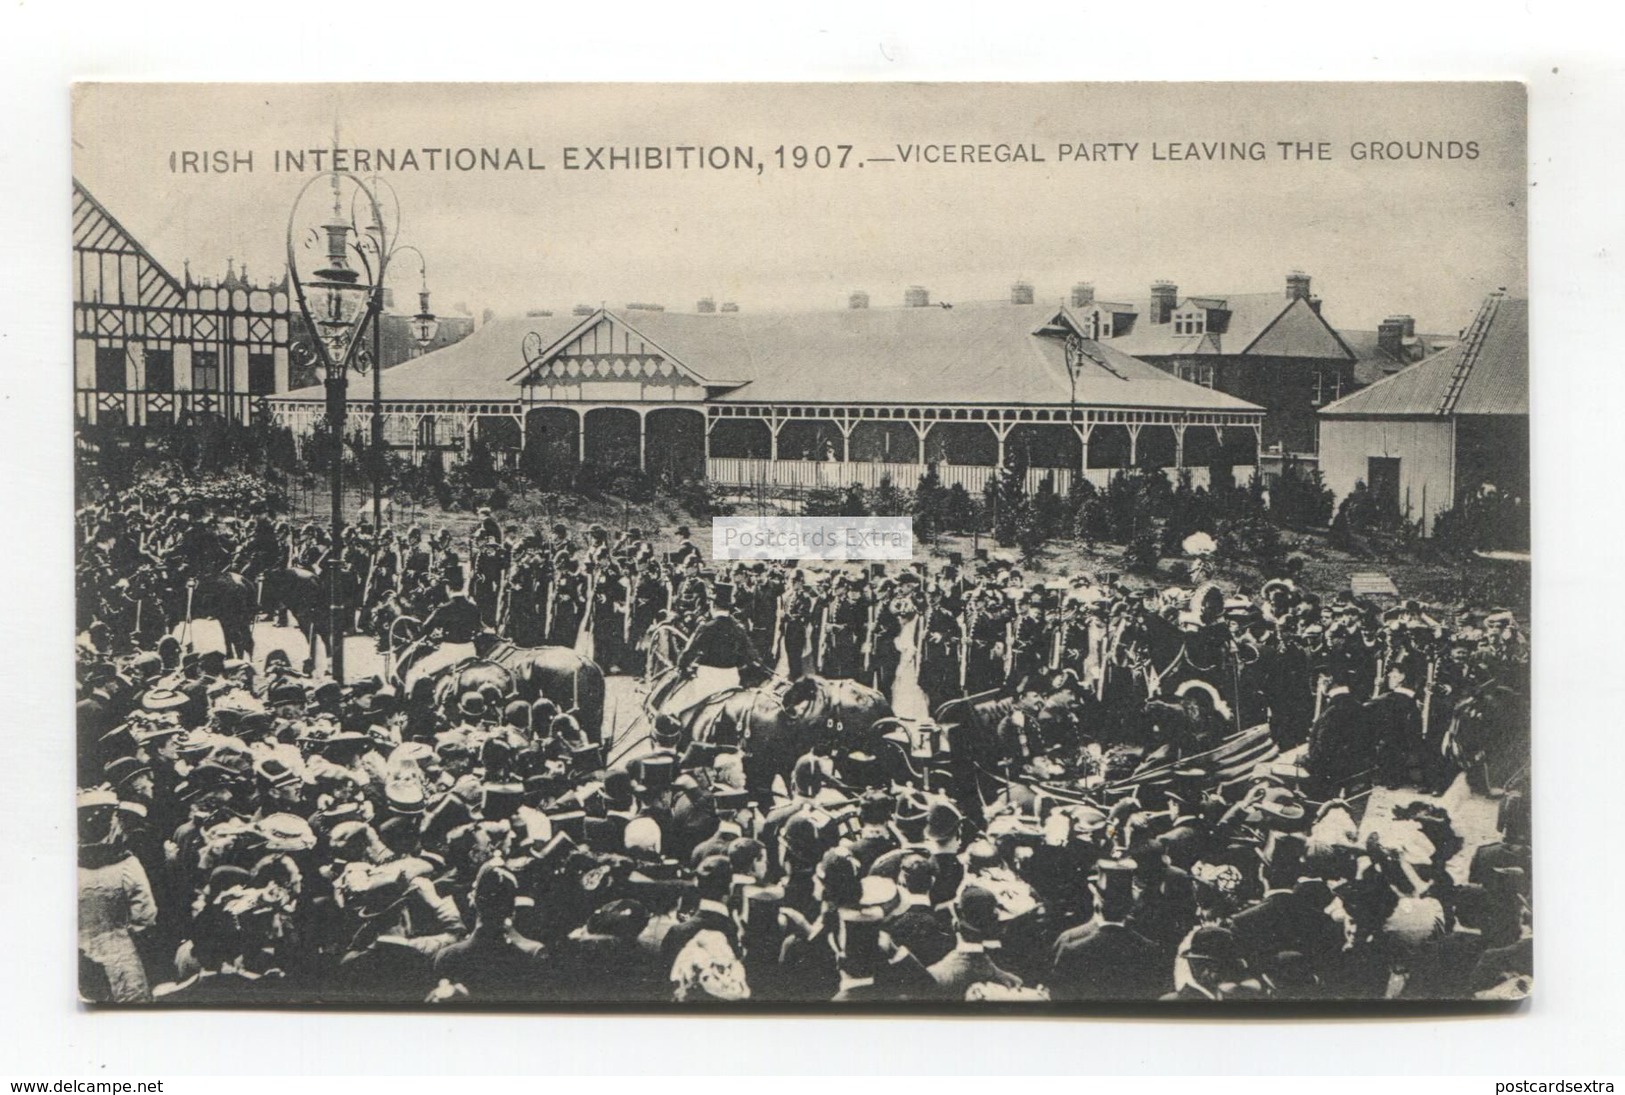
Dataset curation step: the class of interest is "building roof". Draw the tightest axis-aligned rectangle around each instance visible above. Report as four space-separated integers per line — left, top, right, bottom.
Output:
283 314 583 401
1319 296 1527 418
1106 292 1354 361
282 300 1262 413
1340 328 1459 386
614 301 1259 410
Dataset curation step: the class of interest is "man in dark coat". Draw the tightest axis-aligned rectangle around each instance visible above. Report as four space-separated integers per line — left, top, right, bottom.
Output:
1304 671 1374 798
1050 859 1167 1001
1226 833 1341 968
927 885 1023 999
432 863 549 1002
676 585 763 673
659 855 741 968
882 853 955 968
1367 657 1426 788
421 583 484 645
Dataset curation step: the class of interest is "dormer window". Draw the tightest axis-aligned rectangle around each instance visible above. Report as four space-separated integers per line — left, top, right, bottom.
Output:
1173 311 1206 336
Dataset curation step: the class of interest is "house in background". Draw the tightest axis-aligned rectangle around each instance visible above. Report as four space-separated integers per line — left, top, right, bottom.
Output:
73 179 291 428
1338 313 1458 390
1317 292 1527 536
1080 272 1359 458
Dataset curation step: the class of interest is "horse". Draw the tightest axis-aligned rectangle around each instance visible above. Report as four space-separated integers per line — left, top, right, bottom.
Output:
474 633 606 743
643 667 893 801
258 565 333 658
143 566 257 658
394 630 607 741
1104 598 1243 722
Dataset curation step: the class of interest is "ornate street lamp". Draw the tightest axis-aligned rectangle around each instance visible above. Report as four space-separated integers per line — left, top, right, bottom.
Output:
286 171 389 684
357 175 437 528
410 279 441 350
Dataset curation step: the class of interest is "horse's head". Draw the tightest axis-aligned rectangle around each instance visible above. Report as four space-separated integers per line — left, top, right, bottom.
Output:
781 675 828 728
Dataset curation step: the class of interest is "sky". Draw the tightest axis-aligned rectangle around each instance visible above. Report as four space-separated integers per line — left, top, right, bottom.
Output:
72 82 1526 334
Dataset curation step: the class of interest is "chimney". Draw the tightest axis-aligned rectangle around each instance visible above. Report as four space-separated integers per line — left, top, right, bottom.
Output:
720 302 739 313
696 297 716 314
904 285 930 308
1150 281 1178 325
1285 270 1312 301
1071 282 1095 308
848 290 870 310
572 304 595 316
1307 296 1323 315
1010 280 1034 305
1377 314 1413 358
626 302 666 312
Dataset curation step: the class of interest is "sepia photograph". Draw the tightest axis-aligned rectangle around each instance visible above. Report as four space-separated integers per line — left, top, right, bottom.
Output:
70 81 1531 1010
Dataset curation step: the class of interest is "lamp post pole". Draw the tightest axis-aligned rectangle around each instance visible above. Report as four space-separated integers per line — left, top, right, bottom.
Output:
286 169 392 685
372 297 383 529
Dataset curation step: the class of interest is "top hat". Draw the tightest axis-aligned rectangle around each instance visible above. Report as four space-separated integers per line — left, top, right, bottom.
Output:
481 782 525 822
636 754 676 791
583 816 625 855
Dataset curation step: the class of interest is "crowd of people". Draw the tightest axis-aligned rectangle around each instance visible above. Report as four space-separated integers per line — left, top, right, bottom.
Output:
76 472 1532 1005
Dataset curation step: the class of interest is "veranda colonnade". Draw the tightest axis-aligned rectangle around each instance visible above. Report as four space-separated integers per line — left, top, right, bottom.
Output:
268 397 1263 496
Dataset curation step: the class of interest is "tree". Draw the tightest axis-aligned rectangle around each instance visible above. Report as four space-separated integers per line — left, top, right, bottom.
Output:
911 463 948 541
942 483 980 534
804 486 849 517
988 460 1028 547
870 474 908 519
1125 524 1162 574
1432 485 1529 554
1031 474 1067 541
839 482 870 517
1267 456 1336 529
1015 499 1048 562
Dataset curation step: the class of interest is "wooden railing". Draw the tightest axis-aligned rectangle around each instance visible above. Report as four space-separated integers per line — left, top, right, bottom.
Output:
705 458 1235 496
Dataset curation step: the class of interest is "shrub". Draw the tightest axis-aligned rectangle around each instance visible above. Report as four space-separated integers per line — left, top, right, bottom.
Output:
804 486 847 517
1125 525 1162 574
1268 457 1336 529
1432 486 1530 554
1217 515 1290 576
941 484 981 534
869 474 909 518
911 463 948 541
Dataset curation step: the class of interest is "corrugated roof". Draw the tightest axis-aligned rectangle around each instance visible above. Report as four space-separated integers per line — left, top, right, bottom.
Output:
618 302 1259 410
1320 297 1527 418
282 314 583 401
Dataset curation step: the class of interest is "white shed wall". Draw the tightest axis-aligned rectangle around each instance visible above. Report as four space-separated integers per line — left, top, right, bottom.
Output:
1319 417 1455 535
